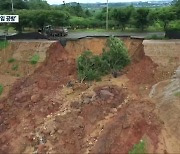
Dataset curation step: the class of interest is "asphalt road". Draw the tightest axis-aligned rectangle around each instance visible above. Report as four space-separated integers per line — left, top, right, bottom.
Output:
0 30 165 39
65 31 165 39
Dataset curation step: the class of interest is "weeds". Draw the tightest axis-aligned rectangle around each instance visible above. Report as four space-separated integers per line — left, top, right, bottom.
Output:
0 84 3 96
12 64 18 71
174 91 180 97
77 36 130 81
0 40 9 50
30 54 40 64
8 58 16 63
129 140 146 154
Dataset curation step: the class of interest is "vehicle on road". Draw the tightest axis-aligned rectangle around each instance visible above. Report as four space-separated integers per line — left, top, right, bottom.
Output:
39 25 68 37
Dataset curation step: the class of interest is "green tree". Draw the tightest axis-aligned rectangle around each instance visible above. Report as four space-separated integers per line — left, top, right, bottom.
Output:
85 10 92 17
157 7 176 31
69 17 90 29
50 11 70 26
0 0 28 11
112 7 133 31
172 0 180 19
27 0 50 10
95 7 106 21
134 8 150 31
11 10 70 32
172 0 180 6
12 10 33 33
68 3 85 17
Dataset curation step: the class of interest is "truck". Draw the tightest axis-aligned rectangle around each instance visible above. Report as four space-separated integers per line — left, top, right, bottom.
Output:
39 25 68 37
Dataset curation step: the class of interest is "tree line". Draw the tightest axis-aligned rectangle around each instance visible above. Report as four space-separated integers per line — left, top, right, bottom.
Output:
0 0 179 32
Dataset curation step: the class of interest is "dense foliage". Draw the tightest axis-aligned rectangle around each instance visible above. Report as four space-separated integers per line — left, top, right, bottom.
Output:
0 0 179 32
102 37 130 70
77 37 130 81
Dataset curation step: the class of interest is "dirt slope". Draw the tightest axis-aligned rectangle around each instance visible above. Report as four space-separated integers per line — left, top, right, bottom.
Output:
150 66 180 153
144 40 180 81
65 37 144 62
0 41 55 98
0 38 179 154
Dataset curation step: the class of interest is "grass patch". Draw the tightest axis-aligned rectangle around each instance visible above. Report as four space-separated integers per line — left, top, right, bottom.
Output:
8 58 16 63
12 64 18 71
0 40 9 50
129 140 146 154
30 54 40 64
174 91 180 97
0 84 3 96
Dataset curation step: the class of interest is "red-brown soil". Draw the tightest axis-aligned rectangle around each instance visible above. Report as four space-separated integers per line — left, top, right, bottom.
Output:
126 56 158 85
0 38 178 154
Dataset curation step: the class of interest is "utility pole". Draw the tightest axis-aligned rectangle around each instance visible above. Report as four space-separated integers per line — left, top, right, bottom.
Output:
8 0 14 36
106 0 109 30
11 0 14 12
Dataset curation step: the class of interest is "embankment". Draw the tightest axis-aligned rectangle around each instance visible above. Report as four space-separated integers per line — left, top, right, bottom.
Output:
0 37 179 154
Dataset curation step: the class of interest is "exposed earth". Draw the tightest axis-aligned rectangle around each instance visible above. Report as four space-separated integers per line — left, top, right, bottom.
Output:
0 37 179 154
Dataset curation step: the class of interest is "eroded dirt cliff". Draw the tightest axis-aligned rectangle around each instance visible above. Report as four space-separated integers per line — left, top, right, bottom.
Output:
0 38 179 154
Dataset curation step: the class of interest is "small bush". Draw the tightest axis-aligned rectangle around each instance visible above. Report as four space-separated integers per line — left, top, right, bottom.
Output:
102 36 130 71
12 64 18 71
8 58 16 63
77 50 109 81
174 91 180 97
30 54 40 64
0 84 3 96
0 40 9 50
129 140 146 154
77 36 130 81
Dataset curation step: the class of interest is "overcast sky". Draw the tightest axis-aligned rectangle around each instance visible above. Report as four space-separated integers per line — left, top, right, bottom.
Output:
46 0 167 5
